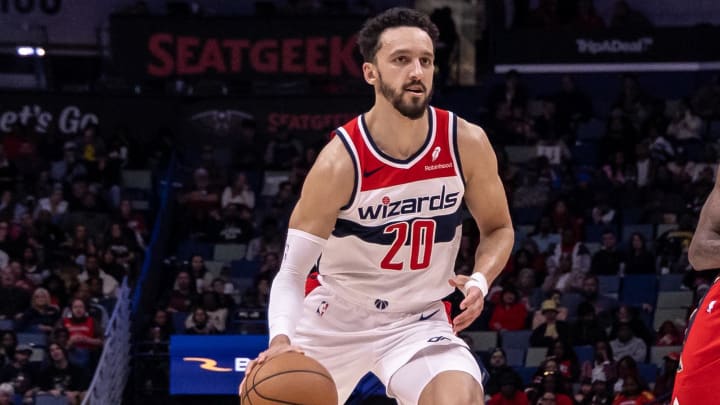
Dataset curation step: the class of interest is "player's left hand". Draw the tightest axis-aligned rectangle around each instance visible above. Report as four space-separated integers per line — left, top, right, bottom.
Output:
448 275 485 334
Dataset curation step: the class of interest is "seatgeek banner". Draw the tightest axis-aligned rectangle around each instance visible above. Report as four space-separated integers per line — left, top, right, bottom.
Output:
170 334 267 395
110 15 364 80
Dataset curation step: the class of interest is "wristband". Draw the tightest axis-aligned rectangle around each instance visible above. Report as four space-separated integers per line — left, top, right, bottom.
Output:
464 272 489 297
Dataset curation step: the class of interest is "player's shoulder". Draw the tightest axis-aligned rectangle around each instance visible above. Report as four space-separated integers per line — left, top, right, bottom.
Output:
453 116 494 162
310 135 355 180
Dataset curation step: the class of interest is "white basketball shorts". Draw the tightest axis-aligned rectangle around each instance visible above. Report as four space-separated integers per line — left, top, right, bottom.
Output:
293 285 484 404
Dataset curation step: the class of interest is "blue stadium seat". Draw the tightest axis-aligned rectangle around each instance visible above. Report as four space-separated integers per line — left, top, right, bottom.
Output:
573 345 593 365
560 292 584 319
577 119 605 140
584 224 617 244
598 276 620 296
172 311 189 334
500 330 532 350
621 275 658 307
620 208 644 226
512 207 543 226
514 366 537 385
637 363 658 385
176 240 214 261
525 347 548 367
0 319 14 331
17 333 47 348
505 348 525 367
658 274 685 292
230 259 261 278
571 142 599 167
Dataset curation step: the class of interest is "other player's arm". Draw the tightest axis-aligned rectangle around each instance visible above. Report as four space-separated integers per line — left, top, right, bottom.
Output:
253 136 354 360
450 119 514 332
689 166 720 271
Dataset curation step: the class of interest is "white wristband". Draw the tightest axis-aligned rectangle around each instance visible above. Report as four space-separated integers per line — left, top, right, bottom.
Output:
464 272 489 298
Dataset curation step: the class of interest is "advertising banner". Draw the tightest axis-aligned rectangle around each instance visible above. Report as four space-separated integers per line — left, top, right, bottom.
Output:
169 334 266 395
110 16 364 80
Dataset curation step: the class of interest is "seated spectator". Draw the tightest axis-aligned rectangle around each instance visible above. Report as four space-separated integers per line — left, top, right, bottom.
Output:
485 348 522 396
62 299 103 359
610 323 646 363
532 291 568 330
609 305 653 345
655 320 683 346
612 375 654 405
15 287 60 333
0 344 39 399
488 370 529 405
515 268 543 312
529 371 573 405
530 216 561 255
77 254 118 298
221 172 255 209
624 233 655 274
549 228 591 274
573 378 594 405
184 307 218 335
98 249 126 284
37 342 89 405
187 255 213 293
0 383 12 405
246 217 283 261
215 203 254 244
146 309 174 343
241 273 272 309
591 230 625 275
570 302 607 346
666 99 703 146
21 247 48 286
104 222 140 265
61 224 96 263
542 253 585 294
530 299 570 348
652 351 679 401
115 199 148 249
587 380 614 405
580 274 618 327
178 167 220 213
613 356 643 394
210 278 235 310
0 271 30 320
34 184 68 222
581 340 616 384
489 287 528 331
189 292 227 333
165 271 198 313
0 332 16 368
548 340 580 382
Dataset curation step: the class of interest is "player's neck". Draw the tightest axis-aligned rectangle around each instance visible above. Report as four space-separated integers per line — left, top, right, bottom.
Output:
364 102 429 160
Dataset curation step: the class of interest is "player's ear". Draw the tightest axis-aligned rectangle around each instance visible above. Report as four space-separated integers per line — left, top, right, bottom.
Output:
363 62 377 85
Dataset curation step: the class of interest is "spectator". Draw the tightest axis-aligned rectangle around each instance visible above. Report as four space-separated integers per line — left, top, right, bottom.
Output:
531 371 573 405
0 344 38 399
145 309 174 343
612 375 654 405
666 99 703 146
34 184 68 222
580 274 617 321
609 305 653 345
15 288 60 333
610 322 646 363
652 351 679 401
570 0 604 30
532 291 568 330
613 356 642 394
490 287 528 331
246 217 283 261
49 142 87 185
104 222 139 264
263 130 302 170
221 172 255 210
624 233 655 274
530 299 570 348
62 299 103 353
581 340 616 384
115 199 148 249
548 340 580 382
215 203 254 244
573 378 594 405
0 332 16 368
37 342 89 405
488 70 529 122
655 320 683 346
241 273 272 309
188 292 227 333
166 271 198 313
184 307 218 335
0 382 12 405
531 216 561 255
570 301 607 346
591 230 625 275
0 271 29 320
429 7 458 87
543 253 585 293
488 370 529 405
77 255 118 298
178 167 220 214
485 348 522 396
0 146 18 193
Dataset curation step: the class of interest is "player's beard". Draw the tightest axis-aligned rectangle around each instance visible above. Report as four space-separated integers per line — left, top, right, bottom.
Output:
377 70 431 120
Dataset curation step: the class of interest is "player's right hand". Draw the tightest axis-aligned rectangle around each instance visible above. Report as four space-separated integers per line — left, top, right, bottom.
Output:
242 335 304 384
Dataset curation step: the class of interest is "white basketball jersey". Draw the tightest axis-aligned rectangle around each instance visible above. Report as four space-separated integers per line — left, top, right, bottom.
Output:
318 107 466 312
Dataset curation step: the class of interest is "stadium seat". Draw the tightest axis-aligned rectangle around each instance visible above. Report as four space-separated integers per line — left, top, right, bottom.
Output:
122 170 152 190
560 292 584 319
172 311 189 334
0 319 14 330
513 207 543 226
649 346 682 368
500 330 532 350
17 333 47 348
653 308 688 330
584 224 608 244
230 259 261 278
514 366 537 386
621 275 658 307
658 274 685 292
505 146 537 164
655 224 678 239
213 243 248 262
571 142 599 167
620 208 644 226
505 348 525 367
33 394 69 405
176 240 213 261
204 260 225 277
573 345 593 365
598 276 620 296
637 363 658 385
656 291 694 309
463 331 498 352
585 242 601 256
525 347 548 367
577 119 604 140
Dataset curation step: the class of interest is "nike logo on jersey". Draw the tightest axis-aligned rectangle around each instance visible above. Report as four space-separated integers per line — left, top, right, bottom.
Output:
419 309 440 321
363 166 384 178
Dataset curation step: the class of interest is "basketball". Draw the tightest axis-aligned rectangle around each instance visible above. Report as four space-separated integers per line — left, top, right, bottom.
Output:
240 352 338 405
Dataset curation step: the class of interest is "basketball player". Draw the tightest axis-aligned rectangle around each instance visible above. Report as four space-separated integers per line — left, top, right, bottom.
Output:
672 167 720 404
244 8 514 405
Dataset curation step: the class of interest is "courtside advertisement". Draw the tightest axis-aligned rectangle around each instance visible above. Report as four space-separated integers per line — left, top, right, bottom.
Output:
170 335 267 394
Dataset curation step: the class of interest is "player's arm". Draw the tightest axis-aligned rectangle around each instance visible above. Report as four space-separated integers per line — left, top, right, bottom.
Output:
689 166 720 270
451 119 514 332
266 136 354 347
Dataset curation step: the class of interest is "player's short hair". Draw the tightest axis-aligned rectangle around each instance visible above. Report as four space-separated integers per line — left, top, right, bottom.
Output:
357 7 439 62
